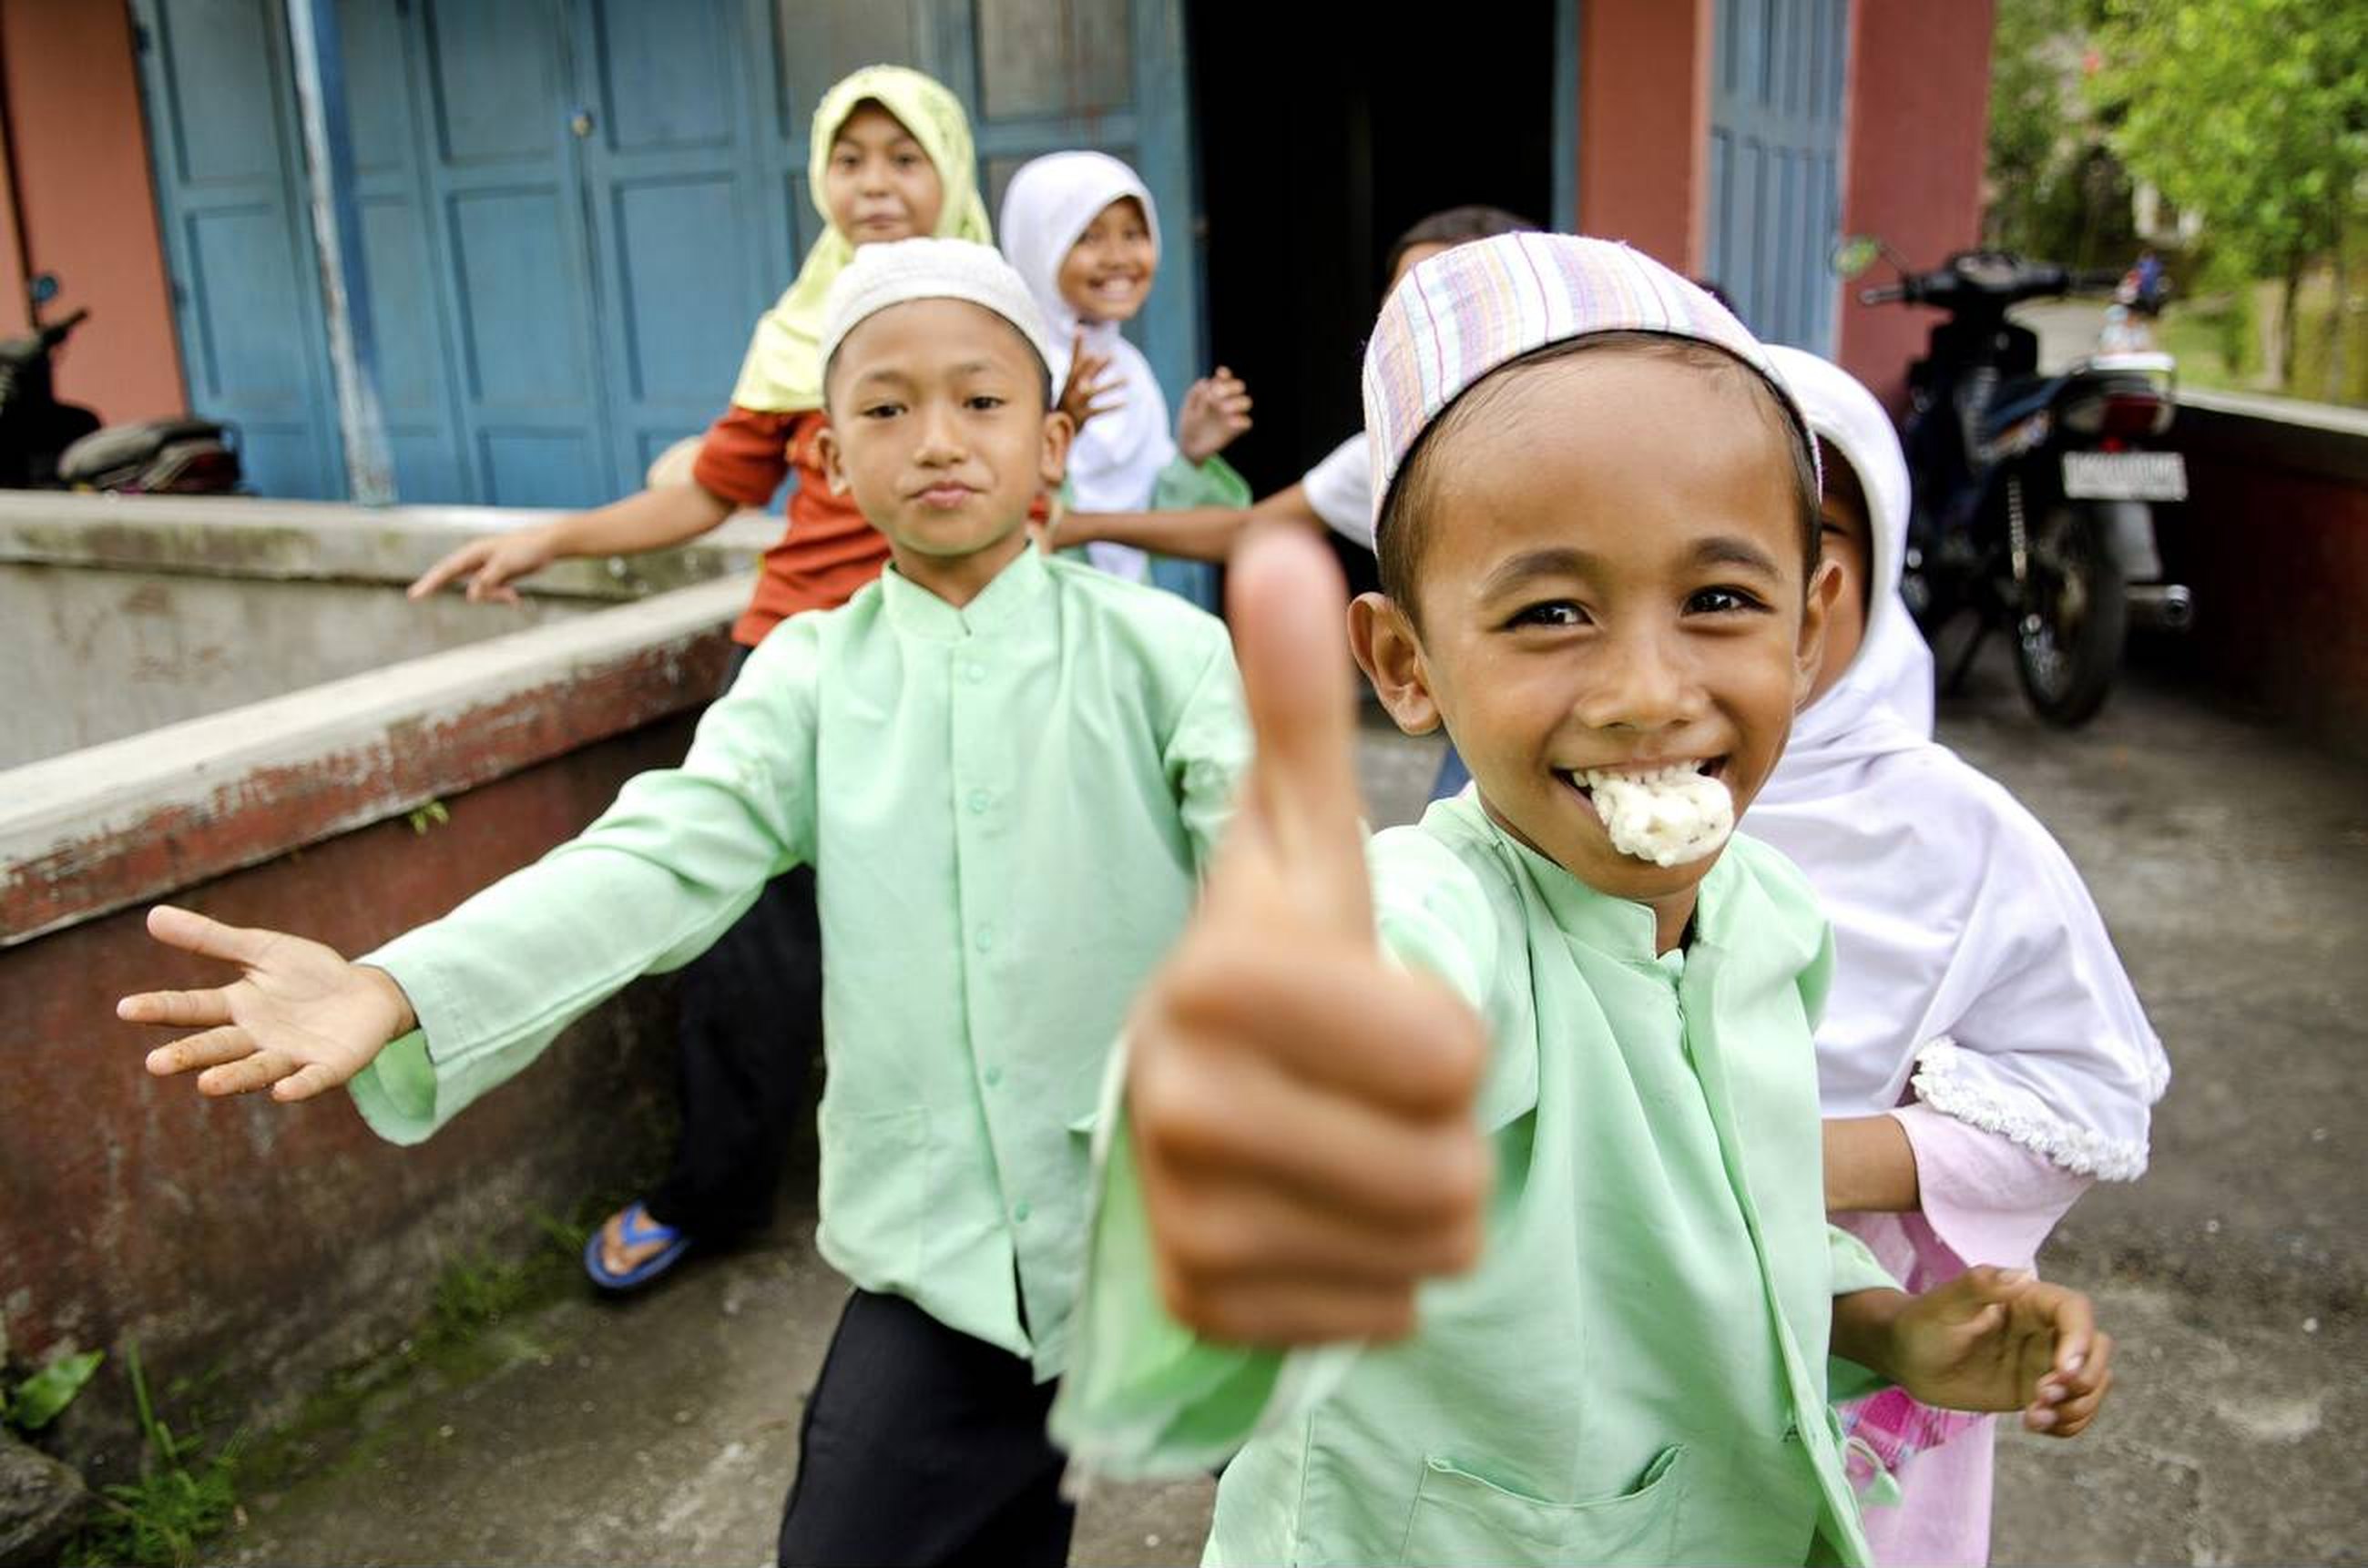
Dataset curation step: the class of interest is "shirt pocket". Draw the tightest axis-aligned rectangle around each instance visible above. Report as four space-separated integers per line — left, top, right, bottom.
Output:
816 1104 930 1278
1397 1443 1689 1566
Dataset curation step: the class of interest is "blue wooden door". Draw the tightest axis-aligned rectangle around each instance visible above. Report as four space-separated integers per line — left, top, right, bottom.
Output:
132 0 343 498
403 1 613 505
1705 0 1851 353
136 0 1202 510
573 0 780 496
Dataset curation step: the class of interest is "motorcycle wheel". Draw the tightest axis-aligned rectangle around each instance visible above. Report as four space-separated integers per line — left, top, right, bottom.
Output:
2013 498 2131 728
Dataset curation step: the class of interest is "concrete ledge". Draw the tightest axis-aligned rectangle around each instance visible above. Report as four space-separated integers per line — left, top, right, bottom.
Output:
2178 389 2368 486
0 491 779 601
0 575 751 946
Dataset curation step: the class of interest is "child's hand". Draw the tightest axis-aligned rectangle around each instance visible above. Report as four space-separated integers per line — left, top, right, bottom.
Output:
1176 368 1252 463
1128 526 1489 1348
118 906 416 1102
1870 1266 2115 1436
408 524 559 605
1058 331 1125 433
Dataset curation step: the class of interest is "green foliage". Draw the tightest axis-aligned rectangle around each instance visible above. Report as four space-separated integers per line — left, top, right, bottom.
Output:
63 1344 240 1568
1 1348 104 1433
1987 0 2140 267
406 798 452 835
2090 0 2368 282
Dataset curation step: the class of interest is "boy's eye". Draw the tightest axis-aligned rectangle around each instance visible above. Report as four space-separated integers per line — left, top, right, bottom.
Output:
1687 585 1769 616
860 402 903 420
1508 601 1589 630
965 394 1006 411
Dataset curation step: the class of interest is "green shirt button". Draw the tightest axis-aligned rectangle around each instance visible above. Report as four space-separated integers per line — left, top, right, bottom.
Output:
984 1064 1004 1086
975 927 994 953
968 788 991 813
1013 1200 1031 1223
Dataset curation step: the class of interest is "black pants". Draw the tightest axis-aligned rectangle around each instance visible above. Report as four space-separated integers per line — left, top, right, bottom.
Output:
778 1290 1076 1568
642 647 823 1240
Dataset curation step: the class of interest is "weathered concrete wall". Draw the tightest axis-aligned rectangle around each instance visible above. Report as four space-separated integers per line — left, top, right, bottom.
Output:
1 497 765 1466
2145 392 2368 761
0 494 773 767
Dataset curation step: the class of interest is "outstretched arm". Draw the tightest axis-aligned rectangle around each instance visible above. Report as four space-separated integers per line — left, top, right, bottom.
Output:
408 483 737 604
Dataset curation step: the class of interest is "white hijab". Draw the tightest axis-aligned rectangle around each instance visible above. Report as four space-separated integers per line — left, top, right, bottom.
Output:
1750 347 2167 1178
999 151 1176 582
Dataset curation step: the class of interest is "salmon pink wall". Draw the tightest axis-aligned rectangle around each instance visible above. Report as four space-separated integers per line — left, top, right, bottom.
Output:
0 0 185 422
1836 0 1997 409
1577 0 1716 275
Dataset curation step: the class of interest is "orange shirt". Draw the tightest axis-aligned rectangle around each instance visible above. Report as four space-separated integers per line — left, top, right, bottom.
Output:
692 404 893 647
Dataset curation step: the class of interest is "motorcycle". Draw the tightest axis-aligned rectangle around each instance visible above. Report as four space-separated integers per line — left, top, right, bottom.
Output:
0 272 240 494
1842 243 2191 727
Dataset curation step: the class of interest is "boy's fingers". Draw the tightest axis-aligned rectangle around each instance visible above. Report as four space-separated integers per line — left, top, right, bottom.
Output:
117 987 235 1029
145 1026 254 1075
1944 1264 2033 1320
2064 1329 2112 1392
2050 1366 2112 1436
2032 1287 2095 1375
1136 1008 1486 1229
273 1062 348 1102
1223 525 1370 932
1161 932 1485 1117
143 904 275 968
199 1050 296 1097
1158 1268 1419 1349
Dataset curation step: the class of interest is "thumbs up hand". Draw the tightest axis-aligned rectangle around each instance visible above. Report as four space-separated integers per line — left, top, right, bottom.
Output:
1125 525 1491 1348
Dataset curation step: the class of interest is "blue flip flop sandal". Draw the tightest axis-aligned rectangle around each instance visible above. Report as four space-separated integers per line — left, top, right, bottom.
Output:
583 1200 692 1292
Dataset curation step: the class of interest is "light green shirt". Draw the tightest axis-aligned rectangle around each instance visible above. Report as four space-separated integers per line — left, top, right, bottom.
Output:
1052 796 1899 1565
349 547 1249 1379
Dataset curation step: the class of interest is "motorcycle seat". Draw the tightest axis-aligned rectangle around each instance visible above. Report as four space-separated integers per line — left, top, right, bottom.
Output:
58 418 232 485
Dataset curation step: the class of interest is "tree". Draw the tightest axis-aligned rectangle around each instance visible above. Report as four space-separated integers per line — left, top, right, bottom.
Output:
1988 0 2135 270
2091 0 2368 397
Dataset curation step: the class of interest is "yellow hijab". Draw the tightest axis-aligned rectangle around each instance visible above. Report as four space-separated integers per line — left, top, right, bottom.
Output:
729 65 991 412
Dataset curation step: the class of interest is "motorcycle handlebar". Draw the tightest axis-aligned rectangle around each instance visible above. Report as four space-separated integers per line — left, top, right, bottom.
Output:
38 308 89 347
1859 283 1911 306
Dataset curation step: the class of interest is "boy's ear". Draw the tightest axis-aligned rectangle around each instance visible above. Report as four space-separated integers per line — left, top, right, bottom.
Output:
1038 405 1075 489
1796 557 1842 708
1349 591 1442 737
814 418 852 496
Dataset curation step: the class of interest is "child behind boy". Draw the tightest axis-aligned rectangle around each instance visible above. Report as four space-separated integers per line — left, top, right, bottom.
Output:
121 239 1249 1568
1757 344 2161 1564
1049 234 2113 1565
997 148 1254 582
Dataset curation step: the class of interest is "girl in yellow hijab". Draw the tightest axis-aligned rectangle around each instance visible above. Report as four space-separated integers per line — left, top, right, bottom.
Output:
412 63 989 637
730 64 993 414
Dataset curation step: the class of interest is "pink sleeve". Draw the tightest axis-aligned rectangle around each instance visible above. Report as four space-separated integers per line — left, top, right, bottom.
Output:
1888 1102 2092 1280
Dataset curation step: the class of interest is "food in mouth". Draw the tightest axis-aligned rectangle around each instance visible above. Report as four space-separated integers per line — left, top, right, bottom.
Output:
1570 760 1734 867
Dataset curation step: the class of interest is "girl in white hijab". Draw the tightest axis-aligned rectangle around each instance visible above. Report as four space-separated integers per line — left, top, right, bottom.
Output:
998 150 1251 581
1750 345 2168 1566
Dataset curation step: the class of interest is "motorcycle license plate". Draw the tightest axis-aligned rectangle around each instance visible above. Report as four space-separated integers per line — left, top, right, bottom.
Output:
2062 450 2188 502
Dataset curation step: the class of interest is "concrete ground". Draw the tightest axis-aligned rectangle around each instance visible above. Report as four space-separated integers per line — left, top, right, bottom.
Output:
205 648 2363 1567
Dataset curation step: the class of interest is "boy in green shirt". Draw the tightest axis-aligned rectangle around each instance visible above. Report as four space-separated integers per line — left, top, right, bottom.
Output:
1050 234 2114 1564
119 239 1249 1567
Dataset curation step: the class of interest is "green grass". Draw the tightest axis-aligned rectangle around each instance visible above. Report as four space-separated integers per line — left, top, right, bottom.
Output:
2157 268 2368 408
60 1195 622 1566
61 1345 240 1568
